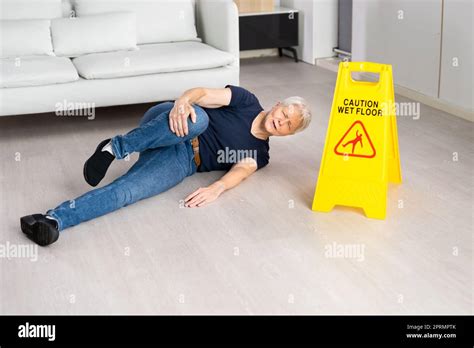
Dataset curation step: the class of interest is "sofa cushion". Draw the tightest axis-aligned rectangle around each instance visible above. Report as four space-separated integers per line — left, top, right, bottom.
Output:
74 0 197 45
62 0 73 17
0 0 63 20
0 56 79 88
0 19 54 58
72 41 236 80
51 12 138 57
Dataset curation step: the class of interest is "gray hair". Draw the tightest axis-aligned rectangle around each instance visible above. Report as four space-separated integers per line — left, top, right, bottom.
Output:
281 96 312 133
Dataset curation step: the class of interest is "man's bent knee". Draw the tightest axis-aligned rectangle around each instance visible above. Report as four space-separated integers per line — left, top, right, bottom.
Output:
140 101 174 126
188 106 209 136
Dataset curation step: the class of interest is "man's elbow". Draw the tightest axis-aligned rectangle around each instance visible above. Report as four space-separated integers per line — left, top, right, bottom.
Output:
240 166 257 180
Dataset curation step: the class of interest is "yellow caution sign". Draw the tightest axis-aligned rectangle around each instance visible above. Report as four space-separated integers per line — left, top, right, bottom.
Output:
312 62 402 219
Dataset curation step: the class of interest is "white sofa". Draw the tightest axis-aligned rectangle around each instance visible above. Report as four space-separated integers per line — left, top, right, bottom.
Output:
0 0 239 116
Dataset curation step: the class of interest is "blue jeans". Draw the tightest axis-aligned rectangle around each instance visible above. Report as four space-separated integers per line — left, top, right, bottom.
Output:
47 102 209 231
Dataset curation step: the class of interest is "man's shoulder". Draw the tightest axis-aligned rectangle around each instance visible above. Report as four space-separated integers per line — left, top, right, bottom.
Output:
225 85 262 109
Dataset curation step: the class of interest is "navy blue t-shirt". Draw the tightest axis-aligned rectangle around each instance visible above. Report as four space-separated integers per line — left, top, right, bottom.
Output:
197 85 270 172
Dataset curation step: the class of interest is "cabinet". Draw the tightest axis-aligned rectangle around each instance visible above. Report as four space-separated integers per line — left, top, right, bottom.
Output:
239 7 299 62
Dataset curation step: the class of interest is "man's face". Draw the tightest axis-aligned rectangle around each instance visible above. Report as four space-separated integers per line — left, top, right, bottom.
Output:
263 102 303 136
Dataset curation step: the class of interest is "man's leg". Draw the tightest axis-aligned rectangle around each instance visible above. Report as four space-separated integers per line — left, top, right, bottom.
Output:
110 102 209 159
138 101 175 127
47 141 196 232
83 101 208 186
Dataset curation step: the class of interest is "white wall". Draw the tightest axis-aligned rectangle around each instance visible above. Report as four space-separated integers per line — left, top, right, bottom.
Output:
352 0 442 98
312 0 338 59
352 0 473 114
281 0 338 64
281 0 315 63
439 0 473 111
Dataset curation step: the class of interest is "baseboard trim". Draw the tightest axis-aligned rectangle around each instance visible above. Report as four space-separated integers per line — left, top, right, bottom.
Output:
240 49 279 59
394 85 473 122
315 57 341 73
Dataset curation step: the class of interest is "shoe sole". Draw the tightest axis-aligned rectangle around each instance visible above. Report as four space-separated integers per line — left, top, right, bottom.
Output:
83 139 111 187
83 158 95 186
20 215 58 247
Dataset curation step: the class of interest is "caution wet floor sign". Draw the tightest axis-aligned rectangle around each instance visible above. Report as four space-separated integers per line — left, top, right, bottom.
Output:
312 62 402 219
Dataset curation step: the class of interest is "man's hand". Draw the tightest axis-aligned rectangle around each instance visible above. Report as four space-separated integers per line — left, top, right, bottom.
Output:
184 182 226 208
169 97 197 137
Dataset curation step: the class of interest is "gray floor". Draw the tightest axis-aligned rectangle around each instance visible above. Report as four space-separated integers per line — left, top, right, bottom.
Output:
0 57 472 314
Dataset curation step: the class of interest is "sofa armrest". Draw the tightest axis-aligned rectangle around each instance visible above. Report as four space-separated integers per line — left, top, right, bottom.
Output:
195 0 239 67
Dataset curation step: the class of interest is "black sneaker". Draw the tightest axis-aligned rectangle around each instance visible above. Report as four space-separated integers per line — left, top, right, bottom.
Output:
83 138 115 187
20 214 59 246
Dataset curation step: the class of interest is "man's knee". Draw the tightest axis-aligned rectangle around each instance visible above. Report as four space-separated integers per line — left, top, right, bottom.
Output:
188 106 209 135
113 182 146 207
140 101 174 126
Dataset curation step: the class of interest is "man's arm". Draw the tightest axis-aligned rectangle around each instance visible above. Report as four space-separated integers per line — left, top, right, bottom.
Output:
184 158 258 208
170 87 232 137
181 87 232 108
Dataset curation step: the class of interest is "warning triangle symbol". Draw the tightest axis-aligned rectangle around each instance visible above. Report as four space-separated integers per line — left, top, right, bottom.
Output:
334 120 376 158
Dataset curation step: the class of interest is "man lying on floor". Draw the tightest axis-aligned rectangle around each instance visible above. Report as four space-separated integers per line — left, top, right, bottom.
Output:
20 85 312 246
